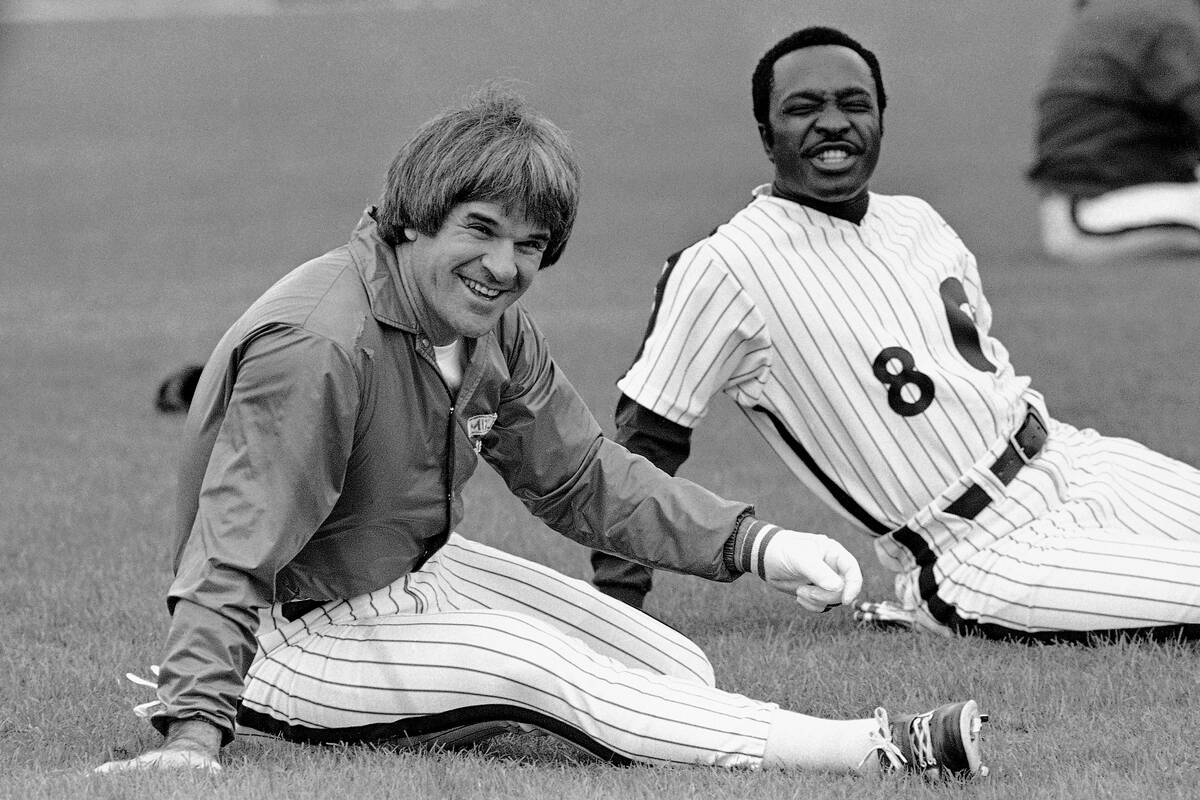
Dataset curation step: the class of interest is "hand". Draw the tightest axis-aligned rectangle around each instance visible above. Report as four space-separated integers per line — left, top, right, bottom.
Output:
760 529 863 612
94 718 223 775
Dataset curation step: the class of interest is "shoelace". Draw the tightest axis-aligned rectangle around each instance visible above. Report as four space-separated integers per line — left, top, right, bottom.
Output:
125 664 167 718
867 707 908 772
906 710 938 771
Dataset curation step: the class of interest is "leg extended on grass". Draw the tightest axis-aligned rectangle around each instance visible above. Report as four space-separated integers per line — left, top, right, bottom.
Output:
236 535 926 773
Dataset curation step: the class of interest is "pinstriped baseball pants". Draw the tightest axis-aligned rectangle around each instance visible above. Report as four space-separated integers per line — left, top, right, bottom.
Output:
895 419 1200 640
237 534 776 767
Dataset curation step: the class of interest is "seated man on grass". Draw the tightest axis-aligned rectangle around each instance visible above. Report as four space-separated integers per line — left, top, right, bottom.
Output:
94 87 987 780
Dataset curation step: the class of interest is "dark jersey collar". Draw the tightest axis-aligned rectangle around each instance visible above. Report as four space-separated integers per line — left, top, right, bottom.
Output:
771 182 870 224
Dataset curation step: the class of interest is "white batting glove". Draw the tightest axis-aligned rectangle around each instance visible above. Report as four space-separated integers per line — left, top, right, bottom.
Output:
763 529 863 611
731 522 863 612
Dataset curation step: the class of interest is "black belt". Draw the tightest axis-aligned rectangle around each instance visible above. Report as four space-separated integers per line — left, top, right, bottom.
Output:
889 407 1047 627
941 406 1047 521
281 599 324 622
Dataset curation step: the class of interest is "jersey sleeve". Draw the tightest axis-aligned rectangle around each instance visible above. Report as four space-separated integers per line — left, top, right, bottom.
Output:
613 392 692 476
617 244 770 428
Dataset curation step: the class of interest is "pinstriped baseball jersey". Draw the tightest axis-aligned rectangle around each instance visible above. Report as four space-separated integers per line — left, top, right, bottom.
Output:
619 185 1035 544
618 183 1200 640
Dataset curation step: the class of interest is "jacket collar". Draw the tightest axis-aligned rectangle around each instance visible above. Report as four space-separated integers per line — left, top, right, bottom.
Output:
346 208 487 387
347 206 428 335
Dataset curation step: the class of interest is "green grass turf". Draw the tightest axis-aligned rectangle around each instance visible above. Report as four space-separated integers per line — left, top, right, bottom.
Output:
2 3 1199 798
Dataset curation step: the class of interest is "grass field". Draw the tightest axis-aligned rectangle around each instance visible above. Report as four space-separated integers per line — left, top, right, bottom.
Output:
2 2 1199 798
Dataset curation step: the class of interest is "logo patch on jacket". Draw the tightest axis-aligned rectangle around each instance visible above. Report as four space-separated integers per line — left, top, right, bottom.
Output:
467 413 498 452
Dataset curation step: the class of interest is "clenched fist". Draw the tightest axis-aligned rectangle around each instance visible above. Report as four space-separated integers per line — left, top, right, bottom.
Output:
759 528 863 612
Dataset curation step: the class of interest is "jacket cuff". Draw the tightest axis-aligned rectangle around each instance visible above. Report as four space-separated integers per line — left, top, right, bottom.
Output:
722 507 754 575
723 513 782 579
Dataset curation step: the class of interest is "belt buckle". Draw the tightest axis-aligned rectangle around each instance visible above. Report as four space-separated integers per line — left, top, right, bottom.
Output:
1010 407 1045 464
1010 428 1034 465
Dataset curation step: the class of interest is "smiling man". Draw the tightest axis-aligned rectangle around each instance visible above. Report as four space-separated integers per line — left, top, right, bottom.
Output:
593 26 1200 644
758 39 882 213
404 202 547 341
95 87 987 780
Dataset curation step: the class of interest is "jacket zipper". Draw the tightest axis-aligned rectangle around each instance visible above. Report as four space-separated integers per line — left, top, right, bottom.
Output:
444 400 456 538
421 336 457 542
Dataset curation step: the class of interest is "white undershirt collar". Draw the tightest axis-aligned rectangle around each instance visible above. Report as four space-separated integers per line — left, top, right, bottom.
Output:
432 338 465 394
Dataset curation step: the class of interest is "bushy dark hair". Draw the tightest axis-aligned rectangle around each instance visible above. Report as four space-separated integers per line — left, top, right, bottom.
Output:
377 86 581 269
751 26 886 131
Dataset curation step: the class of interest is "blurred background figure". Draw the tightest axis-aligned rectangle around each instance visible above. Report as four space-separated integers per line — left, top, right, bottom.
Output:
155 364 204 413
1027 0 1200 263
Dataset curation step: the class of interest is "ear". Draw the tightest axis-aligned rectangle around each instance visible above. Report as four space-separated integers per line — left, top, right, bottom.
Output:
757 123 776 162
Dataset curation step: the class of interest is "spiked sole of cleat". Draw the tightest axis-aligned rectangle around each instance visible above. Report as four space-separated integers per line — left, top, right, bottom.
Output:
947 699 986 778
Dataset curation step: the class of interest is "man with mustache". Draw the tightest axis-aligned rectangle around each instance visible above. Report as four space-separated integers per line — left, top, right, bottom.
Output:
592 25 1200 642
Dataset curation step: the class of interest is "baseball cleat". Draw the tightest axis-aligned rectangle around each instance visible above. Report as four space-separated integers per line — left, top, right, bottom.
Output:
853 599 916 630
872 700 989 779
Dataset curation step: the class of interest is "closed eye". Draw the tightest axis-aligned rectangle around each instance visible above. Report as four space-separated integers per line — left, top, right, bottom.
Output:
518 239 548 255
782 102 818 116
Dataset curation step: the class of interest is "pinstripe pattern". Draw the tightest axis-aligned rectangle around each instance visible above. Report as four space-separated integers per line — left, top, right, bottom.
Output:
238 534 776 767
619 185 1200 638
893 419 1200 638
618 187 1030 532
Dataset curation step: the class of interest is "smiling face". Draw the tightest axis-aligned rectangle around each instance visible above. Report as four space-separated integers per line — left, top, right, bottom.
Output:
759 44 883 204
403 200 550 344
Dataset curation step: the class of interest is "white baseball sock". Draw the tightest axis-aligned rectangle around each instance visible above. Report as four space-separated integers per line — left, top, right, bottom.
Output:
760 708 886 773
